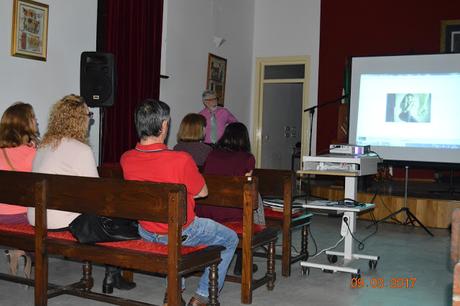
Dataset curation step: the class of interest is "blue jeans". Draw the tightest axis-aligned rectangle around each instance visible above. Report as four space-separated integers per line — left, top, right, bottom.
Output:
138 217 238 298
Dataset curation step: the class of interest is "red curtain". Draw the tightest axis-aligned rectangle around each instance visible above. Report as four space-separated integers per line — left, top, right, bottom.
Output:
100 0 163 163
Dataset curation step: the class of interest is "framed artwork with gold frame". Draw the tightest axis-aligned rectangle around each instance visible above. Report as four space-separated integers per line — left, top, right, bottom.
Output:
11 0 49 61
441 19 460 53
206 53 227 106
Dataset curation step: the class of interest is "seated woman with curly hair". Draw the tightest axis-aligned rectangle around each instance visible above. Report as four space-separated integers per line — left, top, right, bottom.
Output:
27 94 98 229
27 94 135 293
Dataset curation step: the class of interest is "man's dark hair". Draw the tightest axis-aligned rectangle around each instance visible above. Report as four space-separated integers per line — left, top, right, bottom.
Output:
135 99 170 139
216 122 251 153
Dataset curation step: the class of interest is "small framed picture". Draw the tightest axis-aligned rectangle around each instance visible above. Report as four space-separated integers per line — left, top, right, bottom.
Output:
11 0 49 61
440 19 460 53
206 53 227 106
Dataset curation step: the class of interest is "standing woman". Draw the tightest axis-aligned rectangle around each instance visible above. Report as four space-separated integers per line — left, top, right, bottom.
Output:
173 113 212 168
0 102 39 224
26 94 135 293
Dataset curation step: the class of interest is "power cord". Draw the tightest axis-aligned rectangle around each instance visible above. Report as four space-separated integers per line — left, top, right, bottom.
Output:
343 217 365 250
367 150 383 162
309 236 345 259
337 198 364 207
360 210 379 245
307 224 318 257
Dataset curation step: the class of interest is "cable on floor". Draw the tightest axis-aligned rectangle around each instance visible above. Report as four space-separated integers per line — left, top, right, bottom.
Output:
309 236 345 259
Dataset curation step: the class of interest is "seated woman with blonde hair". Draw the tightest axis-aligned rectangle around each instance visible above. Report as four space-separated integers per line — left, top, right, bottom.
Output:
27 94 98 229
0 102 39 224
26 94 135 293
173 113 212 168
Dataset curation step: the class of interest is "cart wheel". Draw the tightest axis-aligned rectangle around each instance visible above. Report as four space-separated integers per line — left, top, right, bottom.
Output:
368 260 378 270
301 266 310 276
327 255 338 263
351 273 361 279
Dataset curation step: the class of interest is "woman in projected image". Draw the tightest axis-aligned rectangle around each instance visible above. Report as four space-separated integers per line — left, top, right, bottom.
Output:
399 93 418 122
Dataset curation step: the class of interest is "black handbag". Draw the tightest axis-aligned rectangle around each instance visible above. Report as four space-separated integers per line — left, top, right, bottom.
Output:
69 214 140 244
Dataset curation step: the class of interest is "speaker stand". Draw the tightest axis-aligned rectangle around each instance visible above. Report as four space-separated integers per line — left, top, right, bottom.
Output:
98 107 105 165
368 166 433 236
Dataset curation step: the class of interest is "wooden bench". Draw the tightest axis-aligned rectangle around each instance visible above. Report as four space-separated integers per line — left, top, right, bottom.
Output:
253 168 312 277
452 208 460 306
0 170 224 306
196 174 279 305
98 164 279 304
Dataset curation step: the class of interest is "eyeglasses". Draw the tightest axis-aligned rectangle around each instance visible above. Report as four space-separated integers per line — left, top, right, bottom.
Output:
87 112 94 118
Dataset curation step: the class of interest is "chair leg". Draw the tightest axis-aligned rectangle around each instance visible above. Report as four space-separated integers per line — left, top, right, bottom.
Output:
241 248 253 304
81 261 94 291
281 226 291 277
266 241 276 291
208 262 220 306
301 225 309 260
122 270 134 282
34 249 48 306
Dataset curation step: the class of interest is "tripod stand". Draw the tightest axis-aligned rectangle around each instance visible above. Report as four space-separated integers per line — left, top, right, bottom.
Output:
369 166 433 236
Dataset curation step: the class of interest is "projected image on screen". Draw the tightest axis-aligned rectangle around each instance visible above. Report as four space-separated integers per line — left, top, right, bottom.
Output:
385 93 431 123
349 53 460 163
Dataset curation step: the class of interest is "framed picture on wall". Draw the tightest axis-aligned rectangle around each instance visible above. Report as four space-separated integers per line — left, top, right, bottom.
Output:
11 0 49 61
441 19 460 53
206 53 227 106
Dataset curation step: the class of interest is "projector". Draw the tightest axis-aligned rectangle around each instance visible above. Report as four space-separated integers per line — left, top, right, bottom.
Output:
329 144 371 155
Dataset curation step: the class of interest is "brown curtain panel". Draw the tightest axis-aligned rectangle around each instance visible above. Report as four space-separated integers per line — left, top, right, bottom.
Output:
99 0 163 163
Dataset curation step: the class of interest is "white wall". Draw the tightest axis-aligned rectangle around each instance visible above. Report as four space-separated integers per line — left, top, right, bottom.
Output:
160 0 255 146
161 0 321 152
0 0 99 160
0 0 320 161
252 0 321 154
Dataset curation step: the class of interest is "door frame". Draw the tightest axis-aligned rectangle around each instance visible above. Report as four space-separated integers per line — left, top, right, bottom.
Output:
252 56 311 168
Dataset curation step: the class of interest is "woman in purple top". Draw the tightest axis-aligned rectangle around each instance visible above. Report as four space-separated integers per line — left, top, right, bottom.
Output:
198 122 255 222
197 122 258 275
173 113 212 168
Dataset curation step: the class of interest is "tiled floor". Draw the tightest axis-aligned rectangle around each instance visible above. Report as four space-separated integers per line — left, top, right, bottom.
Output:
0 214 452 305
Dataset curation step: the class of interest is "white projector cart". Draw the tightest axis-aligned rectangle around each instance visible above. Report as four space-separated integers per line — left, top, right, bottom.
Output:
298 154 380 278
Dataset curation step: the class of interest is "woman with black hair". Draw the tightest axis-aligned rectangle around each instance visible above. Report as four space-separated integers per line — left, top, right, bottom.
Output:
197 122 263 275
198 122 255 222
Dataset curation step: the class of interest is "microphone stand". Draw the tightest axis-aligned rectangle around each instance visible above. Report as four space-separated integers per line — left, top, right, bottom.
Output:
303 94 348 156
301 94 348 202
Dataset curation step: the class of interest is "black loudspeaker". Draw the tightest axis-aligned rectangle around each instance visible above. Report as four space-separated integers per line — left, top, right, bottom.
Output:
80 52 116 107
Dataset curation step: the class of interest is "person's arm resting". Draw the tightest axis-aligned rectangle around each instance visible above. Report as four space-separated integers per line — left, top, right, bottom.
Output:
194 183 208 198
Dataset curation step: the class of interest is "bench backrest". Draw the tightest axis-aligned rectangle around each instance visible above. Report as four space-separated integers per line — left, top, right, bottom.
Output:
197 175 258 210
98 165 259 210
0 170 43 208
0 170 187 225
252 168 295 198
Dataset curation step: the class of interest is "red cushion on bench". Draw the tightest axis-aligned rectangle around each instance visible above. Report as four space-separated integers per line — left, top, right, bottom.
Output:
223 221 266 235
0 223 206 255
263 207 305 220
99 239 206 255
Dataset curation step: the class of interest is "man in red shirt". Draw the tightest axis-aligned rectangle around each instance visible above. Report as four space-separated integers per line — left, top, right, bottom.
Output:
121 99 238 306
